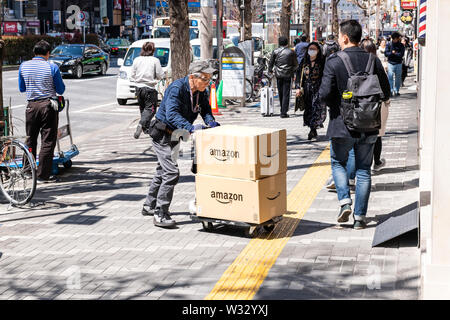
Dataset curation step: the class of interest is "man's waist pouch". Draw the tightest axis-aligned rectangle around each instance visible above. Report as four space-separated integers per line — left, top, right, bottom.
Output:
150 119 173 135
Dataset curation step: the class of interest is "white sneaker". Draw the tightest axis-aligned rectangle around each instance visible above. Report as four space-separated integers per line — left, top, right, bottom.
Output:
373 158 386 171
349 179 355 186
325 177 335 190
189 199 197 215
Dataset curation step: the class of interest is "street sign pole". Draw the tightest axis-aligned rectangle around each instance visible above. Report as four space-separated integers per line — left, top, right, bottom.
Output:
217 0 223 83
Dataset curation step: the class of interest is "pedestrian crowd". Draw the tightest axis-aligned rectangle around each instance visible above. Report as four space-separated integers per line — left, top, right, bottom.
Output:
17 19 414 231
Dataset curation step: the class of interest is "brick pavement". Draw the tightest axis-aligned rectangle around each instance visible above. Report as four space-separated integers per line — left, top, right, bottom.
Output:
0 77 420 300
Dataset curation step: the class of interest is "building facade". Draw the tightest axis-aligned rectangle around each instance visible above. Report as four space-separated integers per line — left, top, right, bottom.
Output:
1 0 40 35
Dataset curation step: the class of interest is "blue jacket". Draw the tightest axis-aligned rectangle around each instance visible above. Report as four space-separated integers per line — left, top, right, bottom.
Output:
295 42 309 65
155 76 215 132
384 41 405 65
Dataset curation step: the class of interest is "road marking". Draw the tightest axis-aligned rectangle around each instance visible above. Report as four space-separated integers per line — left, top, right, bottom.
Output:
11 104 26 110
205 145 331 300
73 102 118 113
68 75 118 83
7 77 18 81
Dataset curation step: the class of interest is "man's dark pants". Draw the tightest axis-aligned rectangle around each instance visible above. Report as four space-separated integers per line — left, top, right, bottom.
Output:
276 77 292 116
25 99 58 180
137 87 158 132
144 130 180 213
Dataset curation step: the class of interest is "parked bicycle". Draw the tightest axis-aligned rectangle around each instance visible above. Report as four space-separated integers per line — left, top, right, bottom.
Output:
0 107 37 206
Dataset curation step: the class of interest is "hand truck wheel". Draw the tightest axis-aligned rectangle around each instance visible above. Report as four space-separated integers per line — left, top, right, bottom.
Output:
202 221 214 232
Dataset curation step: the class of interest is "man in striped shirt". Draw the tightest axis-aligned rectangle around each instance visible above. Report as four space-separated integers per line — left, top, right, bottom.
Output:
18 40 66 182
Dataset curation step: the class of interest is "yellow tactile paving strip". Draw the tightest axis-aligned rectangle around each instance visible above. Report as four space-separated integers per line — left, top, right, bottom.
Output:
205 145 331 300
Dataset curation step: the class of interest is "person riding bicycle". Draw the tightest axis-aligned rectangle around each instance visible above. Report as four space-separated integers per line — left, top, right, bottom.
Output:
18 40 66 183
130 41 165 139
142 60 220 228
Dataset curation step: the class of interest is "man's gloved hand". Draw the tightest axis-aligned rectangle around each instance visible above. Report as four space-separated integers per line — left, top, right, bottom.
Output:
189 124 207 133
208 121 220 128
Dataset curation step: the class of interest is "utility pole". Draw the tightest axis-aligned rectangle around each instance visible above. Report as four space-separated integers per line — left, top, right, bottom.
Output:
216 0 223 82
200 0 213 59
375 0 380 40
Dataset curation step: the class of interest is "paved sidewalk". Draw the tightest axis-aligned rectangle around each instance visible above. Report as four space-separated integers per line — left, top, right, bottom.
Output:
0 77 420 300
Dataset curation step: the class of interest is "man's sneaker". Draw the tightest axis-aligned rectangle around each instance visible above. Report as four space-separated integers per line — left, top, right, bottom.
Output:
153 211 176 228
134 124 143 139
373 158 386 172
337 204 352 223
37 176 59 184
142 206 155 216
325 177 335 190
353 220 367 230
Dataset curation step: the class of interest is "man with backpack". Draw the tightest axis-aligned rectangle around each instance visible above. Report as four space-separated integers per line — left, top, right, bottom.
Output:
322 34 340 60
319 20 390 229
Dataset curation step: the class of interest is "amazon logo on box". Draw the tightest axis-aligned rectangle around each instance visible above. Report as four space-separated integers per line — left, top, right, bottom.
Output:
195 125 287 181
196 173 287 224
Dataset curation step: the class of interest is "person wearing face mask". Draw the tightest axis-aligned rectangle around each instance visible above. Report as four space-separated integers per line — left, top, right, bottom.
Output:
142 60 220 228
295 42 327 140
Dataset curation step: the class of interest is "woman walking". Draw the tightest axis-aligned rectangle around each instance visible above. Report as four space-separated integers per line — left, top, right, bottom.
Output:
130 42 165 139
295 42 327 140
377 38 388 72
360 39 390 171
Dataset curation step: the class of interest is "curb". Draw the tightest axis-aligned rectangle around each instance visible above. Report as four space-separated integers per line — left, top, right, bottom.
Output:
2 65 19 71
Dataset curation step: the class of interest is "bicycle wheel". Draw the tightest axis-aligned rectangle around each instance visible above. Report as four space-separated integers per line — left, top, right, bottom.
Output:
0 140 37 206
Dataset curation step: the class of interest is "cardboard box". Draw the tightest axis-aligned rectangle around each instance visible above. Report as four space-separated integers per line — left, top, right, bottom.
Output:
195 172 287 224
195 125 287 180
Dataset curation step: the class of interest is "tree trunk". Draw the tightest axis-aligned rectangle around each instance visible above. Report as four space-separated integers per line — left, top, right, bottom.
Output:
0 39 4 136
375 0 381 40
169 0 190 81
244 0 252 40
302 0 312 39
280 0 292 41
332 0 340 36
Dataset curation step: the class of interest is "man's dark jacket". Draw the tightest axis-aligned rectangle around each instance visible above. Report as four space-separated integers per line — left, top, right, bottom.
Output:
384 41 405 65
269 46 298 79
155 76 215 132
319 46 391 138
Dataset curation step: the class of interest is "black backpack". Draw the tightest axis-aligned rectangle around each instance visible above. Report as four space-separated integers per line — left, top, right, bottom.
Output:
337 51 384 132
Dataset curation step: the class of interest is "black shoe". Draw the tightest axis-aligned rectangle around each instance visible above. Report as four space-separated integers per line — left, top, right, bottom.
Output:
37 176 59 184
153 211 176 228
337 204 352 223
142 206 155 216
308 130 314 140
280 114 289 118
134 124 143 139
353 220 367 230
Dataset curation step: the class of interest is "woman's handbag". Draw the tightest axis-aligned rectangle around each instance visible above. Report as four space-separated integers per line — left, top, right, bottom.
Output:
295 67 305 112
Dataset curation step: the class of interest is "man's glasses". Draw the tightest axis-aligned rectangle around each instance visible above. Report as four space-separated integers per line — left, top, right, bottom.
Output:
196 75 211 83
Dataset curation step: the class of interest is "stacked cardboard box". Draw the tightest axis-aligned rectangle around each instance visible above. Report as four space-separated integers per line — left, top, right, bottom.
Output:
195 125 287 224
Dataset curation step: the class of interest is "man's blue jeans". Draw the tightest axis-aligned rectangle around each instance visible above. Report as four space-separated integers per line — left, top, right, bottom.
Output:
388 63 402 94
330 134 377 221
330 143 356 181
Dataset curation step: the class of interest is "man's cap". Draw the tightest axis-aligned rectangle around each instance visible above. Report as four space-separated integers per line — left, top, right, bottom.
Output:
189 59 216 74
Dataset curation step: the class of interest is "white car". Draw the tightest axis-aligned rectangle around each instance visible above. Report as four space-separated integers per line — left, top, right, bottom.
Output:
116 38 171 105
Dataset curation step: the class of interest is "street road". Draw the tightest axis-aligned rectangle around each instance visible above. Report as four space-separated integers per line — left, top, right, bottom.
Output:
2 63 140 143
